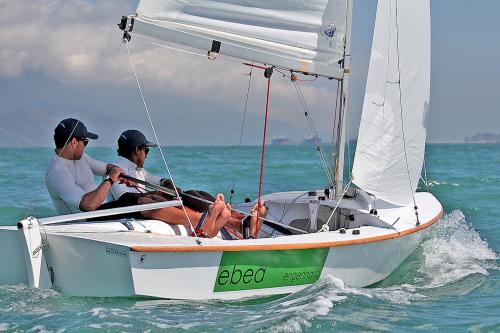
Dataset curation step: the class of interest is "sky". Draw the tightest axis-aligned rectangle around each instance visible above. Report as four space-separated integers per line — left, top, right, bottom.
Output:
0 0 498 147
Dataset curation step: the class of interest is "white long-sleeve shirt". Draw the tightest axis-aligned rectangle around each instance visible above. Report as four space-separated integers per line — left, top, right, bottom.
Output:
109 156 161 201
45 153 107 215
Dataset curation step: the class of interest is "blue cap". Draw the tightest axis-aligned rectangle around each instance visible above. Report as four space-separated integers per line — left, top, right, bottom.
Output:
118 130 157 149
54 118 98 142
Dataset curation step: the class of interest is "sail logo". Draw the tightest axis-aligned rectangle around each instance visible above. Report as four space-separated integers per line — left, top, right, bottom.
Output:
320 23 337 48
324 23 337 38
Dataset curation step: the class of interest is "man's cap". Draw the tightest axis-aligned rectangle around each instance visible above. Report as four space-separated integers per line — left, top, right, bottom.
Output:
54 118 98 141
118 129 157 149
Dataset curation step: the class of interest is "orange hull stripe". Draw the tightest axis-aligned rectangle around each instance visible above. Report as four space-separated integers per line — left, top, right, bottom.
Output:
130 208 443 253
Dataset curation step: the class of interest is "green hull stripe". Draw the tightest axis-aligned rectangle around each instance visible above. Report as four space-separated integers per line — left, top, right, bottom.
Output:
214 248 329 292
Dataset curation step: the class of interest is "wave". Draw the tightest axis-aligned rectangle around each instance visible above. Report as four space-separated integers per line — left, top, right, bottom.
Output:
265 209 498 332
0 210 496 333
419 209 497 288
0 284 59 315
425 180 460 188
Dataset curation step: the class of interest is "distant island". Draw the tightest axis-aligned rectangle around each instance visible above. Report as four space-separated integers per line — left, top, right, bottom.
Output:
300 134 322 146
271 136 295 145
271 134 324 146
465 133 500 144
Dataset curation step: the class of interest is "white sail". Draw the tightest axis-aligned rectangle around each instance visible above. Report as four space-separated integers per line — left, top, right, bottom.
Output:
131 0 347 79
352 0 431 206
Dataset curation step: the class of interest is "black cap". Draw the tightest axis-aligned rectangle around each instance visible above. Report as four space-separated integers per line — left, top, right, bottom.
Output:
118 129 157 149
54 118 98 142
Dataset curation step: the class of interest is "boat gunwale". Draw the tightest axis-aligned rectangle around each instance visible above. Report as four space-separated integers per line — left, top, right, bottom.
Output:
130 207 444 253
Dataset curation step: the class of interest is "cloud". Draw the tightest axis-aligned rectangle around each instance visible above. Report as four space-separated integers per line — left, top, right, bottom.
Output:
0 1 127 78
0 0 360 144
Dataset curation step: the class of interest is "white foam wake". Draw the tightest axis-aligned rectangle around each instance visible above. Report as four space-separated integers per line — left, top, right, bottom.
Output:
420 209 498 288
268 209 498 332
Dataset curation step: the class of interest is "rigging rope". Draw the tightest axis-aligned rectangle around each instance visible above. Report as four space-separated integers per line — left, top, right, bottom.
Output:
24 38 128 221
255 68 273 238
229 63 254 204
421 158 430 191
125 41 201 242
329 80 341 181
346 100 352 180
135 35 208 59
322 179 353 229
24 122 80 220
292 81 333 186
394 1 420 226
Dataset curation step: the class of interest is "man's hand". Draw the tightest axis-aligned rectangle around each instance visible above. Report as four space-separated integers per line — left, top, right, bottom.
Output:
109 166 123 183
161 179 182 194
106 163 119 174
120 178 138 187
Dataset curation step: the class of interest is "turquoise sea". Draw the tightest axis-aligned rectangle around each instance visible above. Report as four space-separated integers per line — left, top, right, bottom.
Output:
0 144 498 332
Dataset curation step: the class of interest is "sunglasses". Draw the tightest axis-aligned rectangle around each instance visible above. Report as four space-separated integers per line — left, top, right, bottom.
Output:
76 137 89 147
139 146 150 155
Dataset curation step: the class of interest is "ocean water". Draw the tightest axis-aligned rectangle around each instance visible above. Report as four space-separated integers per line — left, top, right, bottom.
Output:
0 144 498 332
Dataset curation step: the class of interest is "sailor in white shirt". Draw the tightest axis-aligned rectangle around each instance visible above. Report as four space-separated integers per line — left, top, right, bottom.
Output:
109 131 161 201
109 129 245 238
45 118 123 215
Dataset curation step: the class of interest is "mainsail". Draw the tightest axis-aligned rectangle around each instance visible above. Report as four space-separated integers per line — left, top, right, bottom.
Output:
352 0 431 206
130 0 348 79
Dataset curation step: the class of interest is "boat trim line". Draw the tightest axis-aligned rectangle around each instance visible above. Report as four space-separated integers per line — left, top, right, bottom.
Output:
38 200 182 225
130 207 443 252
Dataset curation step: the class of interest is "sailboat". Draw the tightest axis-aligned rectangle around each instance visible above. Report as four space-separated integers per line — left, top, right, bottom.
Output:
0 0 442 300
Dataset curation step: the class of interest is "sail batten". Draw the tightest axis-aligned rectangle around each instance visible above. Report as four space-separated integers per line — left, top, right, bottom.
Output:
132 0 348 78
352 0 431 206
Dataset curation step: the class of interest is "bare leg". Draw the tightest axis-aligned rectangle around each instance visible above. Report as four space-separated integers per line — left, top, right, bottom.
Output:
227 208 245 233
223 201 267 238
139 196 201 227
224 203 245 235
137 193 233 238
200 194 231 238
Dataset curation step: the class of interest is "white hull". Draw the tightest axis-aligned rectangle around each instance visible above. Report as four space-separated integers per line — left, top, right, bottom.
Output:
0 191 442 300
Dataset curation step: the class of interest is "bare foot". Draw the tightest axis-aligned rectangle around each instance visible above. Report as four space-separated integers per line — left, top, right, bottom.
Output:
223 203 243 233
198 194 226 237
231 210 245 220
250 200 267 237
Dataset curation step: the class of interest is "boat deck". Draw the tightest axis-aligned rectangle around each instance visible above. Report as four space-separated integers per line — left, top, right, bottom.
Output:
25 192 442 252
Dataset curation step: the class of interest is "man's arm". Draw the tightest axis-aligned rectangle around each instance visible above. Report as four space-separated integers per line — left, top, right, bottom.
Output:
83 154 108 176
79 167 122 211
143 169 161 185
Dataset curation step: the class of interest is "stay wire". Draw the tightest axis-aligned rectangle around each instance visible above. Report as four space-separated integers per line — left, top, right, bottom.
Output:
255 74 272 237
299 87 332 186
292 81 333 186
229 64 254 205
346 101 352 180
24 122 80 220
293 84 319 158
322 179 353 229
295 82 331 172
394 1 419 225
329 80 341 176
421 158 429 191
135 35 208 59
125 41 200 242
107 41 124 69
135 35 252 67
24 37 126 221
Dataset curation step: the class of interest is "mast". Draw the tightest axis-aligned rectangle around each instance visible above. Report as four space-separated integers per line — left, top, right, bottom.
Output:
334 0 353 198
